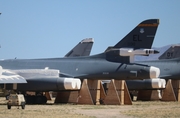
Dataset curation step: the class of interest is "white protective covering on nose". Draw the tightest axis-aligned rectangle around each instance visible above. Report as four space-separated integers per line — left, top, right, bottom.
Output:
63 78 81 90
63 78 76 89
149 66 160 79
74 79 81 89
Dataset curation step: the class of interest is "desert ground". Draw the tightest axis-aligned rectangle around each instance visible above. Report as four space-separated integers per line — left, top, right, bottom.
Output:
1 97 180 118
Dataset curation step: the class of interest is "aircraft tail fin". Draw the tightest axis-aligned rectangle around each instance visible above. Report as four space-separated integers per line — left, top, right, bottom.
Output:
65 38 94 57
104 19 160 63
113 19 159 49
159 44 180 59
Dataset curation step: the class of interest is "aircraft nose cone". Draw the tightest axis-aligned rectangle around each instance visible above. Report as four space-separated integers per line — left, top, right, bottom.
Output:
149 66 160 78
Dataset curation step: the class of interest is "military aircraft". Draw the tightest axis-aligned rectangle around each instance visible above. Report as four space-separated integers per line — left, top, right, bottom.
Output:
0 38 93 85
0 19 160 104
0 19 160 101
0 38 93 84
1 38 94 102
0 19 160 90
137 50 180 80
125 44 180 90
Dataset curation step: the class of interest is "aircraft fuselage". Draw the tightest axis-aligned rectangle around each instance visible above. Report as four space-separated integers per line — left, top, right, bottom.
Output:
137 58 180 80
0 54 153 80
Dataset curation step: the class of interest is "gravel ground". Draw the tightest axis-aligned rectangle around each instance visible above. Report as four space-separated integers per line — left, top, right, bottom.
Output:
1 97 180 118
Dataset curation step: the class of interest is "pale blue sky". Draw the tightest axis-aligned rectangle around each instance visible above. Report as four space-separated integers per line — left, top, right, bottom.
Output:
0 1 180 59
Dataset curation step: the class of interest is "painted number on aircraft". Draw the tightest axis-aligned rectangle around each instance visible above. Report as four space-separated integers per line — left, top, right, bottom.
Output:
133 35 142 41
167 52 173 58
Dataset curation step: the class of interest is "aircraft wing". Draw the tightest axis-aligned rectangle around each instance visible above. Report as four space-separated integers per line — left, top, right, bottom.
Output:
0 68 27 83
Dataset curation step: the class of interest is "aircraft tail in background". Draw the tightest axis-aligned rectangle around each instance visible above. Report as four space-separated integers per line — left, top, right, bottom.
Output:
159 44 180 59
65 38 94 57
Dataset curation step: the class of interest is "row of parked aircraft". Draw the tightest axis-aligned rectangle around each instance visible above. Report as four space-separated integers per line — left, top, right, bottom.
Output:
1 19 180 104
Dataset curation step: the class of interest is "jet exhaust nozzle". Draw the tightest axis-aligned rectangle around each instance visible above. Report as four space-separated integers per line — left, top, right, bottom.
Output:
126 78 166 90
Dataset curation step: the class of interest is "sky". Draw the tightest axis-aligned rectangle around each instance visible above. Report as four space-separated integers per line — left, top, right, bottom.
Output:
0 1 180 59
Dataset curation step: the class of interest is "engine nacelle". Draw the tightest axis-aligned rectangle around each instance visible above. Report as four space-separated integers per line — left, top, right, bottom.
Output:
102 78 166 90
4 69 82 91
5 77 81 91
126 78 166 90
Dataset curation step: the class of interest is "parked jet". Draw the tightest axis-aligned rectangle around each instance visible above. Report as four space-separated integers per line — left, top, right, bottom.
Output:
0 36 94 85
1 38 94 102
138 53 180 80
125 44 180 91
1 19 160 95
0 38 93 83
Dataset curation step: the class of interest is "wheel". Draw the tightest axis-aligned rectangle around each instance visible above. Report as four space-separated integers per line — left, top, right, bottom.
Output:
6 95 10 100
7 105 11 109
21 104 25 109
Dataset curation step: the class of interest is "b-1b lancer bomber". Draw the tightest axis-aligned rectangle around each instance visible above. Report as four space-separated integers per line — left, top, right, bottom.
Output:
0 19 160 103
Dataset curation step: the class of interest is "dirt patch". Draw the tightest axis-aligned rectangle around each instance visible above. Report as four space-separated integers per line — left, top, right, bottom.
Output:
1 97 180 118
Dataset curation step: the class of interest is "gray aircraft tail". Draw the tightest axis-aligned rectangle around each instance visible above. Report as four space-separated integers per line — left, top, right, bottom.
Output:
158 44 180 59
65 38 94 57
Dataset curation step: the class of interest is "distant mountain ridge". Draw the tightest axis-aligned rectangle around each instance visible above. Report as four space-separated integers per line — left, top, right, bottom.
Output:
135 43 180 61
